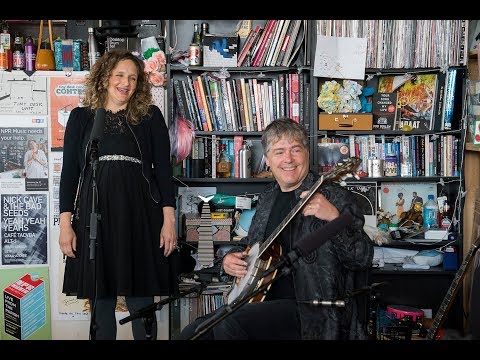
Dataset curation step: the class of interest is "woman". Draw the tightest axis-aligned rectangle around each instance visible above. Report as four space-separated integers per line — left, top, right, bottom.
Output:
59 49 177 340
395 192 405 220
24 139 48 178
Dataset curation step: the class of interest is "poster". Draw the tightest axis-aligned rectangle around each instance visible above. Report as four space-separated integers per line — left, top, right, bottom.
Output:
1 194 48 265
0 116 49 192
0 73 48 115
49 76 86 150
48 152 88 320
380 182 437 221
0 266 51 340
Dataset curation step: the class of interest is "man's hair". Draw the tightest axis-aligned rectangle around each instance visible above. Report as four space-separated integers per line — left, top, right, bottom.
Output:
261 118 309 156
82 49 152 124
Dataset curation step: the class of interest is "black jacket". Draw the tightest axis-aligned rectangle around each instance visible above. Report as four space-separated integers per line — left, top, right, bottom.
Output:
230 172 373 340
59 105 175 214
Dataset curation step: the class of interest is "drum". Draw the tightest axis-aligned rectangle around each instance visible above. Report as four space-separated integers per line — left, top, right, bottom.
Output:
376 305 425 340
387 305 424 323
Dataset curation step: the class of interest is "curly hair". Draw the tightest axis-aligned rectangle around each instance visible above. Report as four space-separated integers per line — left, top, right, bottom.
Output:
82 49 152 124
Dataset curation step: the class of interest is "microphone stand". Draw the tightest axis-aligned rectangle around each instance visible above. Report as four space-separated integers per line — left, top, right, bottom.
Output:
119 282 206 340
88 140 101 340
189 249 303 340
189 250 379 340
188 214 356 340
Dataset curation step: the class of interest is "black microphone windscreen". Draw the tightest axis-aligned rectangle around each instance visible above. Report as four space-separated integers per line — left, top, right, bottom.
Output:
90 108 106 143
295 212 353 258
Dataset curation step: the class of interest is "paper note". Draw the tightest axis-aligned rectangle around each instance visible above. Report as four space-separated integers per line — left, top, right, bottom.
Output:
314 35 367 80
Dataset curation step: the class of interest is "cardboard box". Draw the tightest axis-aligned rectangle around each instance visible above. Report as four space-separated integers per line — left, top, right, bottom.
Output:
3 274 46 340
202 34 239 67
185 214 232 242
319 113 373 130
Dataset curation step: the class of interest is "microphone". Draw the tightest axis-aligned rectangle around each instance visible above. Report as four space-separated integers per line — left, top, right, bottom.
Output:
293 212 353 259
89 108 106 158
304 299 346 307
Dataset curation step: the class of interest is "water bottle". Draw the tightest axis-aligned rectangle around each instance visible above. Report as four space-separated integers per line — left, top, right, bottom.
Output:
239 143 251 178
87 27 100 68
423 194 439 230
24 36 36 71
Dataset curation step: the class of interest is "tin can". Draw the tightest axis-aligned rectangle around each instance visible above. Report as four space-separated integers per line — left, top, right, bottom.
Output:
384 155 398 177
189 43 200 66
81 42 89 70
73 39 82 71
239 144 251 178
368 158 384 178
54 38 63 71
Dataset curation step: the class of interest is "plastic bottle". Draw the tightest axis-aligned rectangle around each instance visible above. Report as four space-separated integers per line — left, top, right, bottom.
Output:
1 26 13 71
423 195 439 230
12 32 25 70
0 44 6 71
87 27 100 68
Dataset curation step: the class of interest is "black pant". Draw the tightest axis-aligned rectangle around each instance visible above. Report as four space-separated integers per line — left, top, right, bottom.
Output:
90 296 157 340
178 299 300 340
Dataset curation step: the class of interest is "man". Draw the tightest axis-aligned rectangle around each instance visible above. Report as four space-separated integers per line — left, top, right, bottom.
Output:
411 191 424 210
179 118 373 340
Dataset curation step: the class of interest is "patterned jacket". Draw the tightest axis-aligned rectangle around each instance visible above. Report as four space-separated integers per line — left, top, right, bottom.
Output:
229 171 373 340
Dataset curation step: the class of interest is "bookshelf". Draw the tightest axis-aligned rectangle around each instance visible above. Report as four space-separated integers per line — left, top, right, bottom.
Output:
165 19 314 338
165 19 470 339
313 20 469 338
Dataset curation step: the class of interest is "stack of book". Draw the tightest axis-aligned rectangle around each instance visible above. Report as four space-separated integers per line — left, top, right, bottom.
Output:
236 20 308 67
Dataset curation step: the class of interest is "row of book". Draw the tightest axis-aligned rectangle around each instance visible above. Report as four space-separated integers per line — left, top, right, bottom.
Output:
316 20 468 69
237 20 308 67
177 293 226 333
177 135 269 179
173 72 311 133
372 68 465 132
318 134 461 178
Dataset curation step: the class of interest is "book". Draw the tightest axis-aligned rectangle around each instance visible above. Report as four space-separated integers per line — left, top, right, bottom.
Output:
252 20 277 67
383 73 438 131
432 70 446 131
237 25 262 66
233 135 243 178
372 92 399 130
195 76 214 131
289 73 300 122
202 34 239 68
317 142 350 174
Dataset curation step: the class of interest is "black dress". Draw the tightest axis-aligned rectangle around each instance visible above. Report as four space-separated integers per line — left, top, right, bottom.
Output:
63 110 172 299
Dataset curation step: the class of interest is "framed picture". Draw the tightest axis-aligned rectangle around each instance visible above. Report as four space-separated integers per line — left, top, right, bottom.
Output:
474 119 480 145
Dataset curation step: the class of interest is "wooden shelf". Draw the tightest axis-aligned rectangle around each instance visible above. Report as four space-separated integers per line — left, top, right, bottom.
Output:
469 49 478 59
372 264 456 275
466 143 480 152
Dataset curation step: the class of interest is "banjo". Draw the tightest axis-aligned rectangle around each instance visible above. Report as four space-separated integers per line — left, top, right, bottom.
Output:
226 157 361 305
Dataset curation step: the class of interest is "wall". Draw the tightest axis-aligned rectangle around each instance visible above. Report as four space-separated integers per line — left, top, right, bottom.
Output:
0 70 170 340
